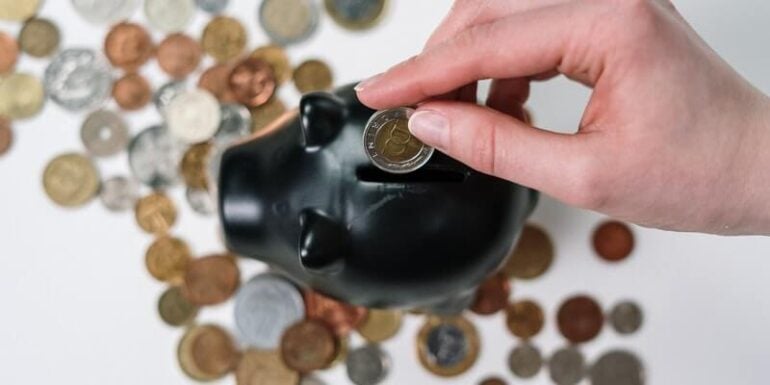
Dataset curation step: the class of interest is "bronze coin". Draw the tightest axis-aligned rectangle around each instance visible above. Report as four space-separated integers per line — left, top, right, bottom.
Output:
18 17 60 58
145 236 192 285
236 349 300 385
201 16 247 62
280 319 338 373
229 57 276 108
158 286 199 327
112 73 152 111
178 324 240 381
557 295 604 344
502 224 554 279
0 117 11 156
182 254 240 306
180 142 212 189
505 299 545 339
479 377 508 385
0 31 18 74
470 272 511 316
198 63 237 102
293 59 333 94
157 33 202 79
135 192 177 234
303 290 368 337
593 220 635 262
104 22 154 71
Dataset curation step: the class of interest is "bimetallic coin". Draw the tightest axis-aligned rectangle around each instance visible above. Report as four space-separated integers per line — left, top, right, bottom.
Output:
364 107 434 174
557 295 604 344
199 63 237 102
71 0 139 24
196 0 229 14
325 0 387 30
505 299 545 340
293 59 333 94
128 125 182 188
99 176 139 212
236 349 300 385
507 342 542 379
0 117 11 156
18 18 60 58
202 16 247 62
145 236 191 284
304 290 368 337
479 377 507 385
609 301 644 335
589 350 645 385
251 45 292 85
182 254 240 306
157 33 202 79
215 103 253 147
167 89 221 144
178 324 239 381
154 81 186 115
503 224 554 279
135 192 177 234
593 220 635 262
417 316 480 377
251 97 286 133
145 0 194 33
181 143 213 189
281 319 338 373
346 344 390 385
229 57 276 108
186 187 216 216
104 22 154 71
470 272 511 316
0 0 40 20
549 346 586 385
0 32 17 74
0 73 44 119
357 309 403 343
81 110 128 157
43 153 100 207
112 72 152 111
259 0 320 46
158 286 198 327
44 48 112 111
234 274 305 349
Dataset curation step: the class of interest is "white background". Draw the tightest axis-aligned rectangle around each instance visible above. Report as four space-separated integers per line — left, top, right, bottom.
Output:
1 0 770 384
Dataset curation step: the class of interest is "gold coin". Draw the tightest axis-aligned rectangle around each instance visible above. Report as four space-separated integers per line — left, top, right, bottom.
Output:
0 73 45 120
251 45 292 85
145 236 192 285
293 59 333 94
374 114 422 162
250 97 287 133
180 142 212 189
42 153 100 207
417 315 480 377
327 335 349 368
236 349 300 385
135 192 177 234
357 309 403 343
202 16 247 62
178 324 240 381
0 0 40 21
182 254 241 306
324 0 388 31
505 299 545 339
158 286 199 327
18 17 60 58
502 224 554 279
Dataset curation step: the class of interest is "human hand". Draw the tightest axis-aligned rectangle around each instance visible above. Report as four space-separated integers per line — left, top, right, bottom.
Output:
355 0 770 235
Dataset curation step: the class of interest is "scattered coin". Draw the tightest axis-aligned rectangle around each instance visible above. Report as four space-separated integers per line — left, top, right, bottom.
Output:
71 0 140 24
0 73 45 119
42 153 100 207
505 299 545 339
259 0 320 46
158 286 199 327
135 192 177 234
157 33 202 79
293 59 333 94
479 377 507 385
186 187 216 216
346 344 390 385
549 346 586 385
44 48 112 111
281 319 339 373
18 18 59 58
99 176 139 212
304 290 368 337
0 32 17 74
81 109 129 157
214 103 253 147
356 309 403 343
104 22 154 71
0 0 40 20
183 254 240 306
251 45 292 85
609 301 644 335
508 342 542 379
417 315 480 377
202 16 247 62
145 236 191 284
112 72 152 111
196 0 229 14
301 375 328 385
470 272 511 316
593 220 635 262
128 124 182 188
503 224 554 279
153 80 186 115
325 0 387 30
234 274 306 349
250 97 287 133
363 107 434 174
589 350 645 385
236 349 300 385
199 63 237 102
557 295 604 344
180 143 212 189
178 324 239 381
145 0 195 33
327 335 349 369
167 89 221 144
0 117 11 156
229 57 276 108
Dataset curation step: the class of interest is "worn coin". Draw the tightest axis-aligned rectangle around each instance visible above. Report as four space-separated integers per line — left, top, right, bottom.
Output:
186 187 216 216
71 0 139 24
0 117 12 156
154 80 186 115
135 192 177 234
293 59 333 94
325 0 387 30
181 143 212 189
202 16 247 62
0 73 45 119
229 57 276 108
281 319 338 373
199 63 237 102
593 220 635 262
364 107 434 174
157 33 202 79
549 346 586 385
112 72 152 111
236 349 300 385
589 350 645 385
234 274 305 349
104 22 153 71
251 45 292 85
479 377 507 385
357 309 403 343
145 236 191 284
158 286 199 326
43 153 100 207
259 0 319 46
304 290 368 337
470 272 511 316
251 97 287 133
167 89 221 143
145 0 194 33
609 301 643 335
81 109 129 157
44 48 112 111
0 0 40 20
503 224 554 279
183 254 240 306
128 124 182 188
508 342 542 379
0 32 17 74
505 299 545 339
557 295 604 344
417 316 480 377
346 344 390 385
196 0 229 13
214 103 253 147
178 324 239 381
99 176 139 211
18 18 60 58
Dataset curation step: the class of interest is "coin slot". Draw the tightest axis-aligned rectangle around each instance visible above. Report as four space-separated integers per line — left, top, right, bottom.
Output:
356 165 467 183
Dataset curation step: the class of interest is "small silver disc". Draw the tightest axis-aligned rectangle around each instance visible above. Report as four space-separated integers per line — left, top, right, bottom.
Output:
166 89 221 144
258 0 320 46
234 274 305 349
214 103 253 148
363 107 434 174
346 344 391 385
153 80 186 116
144 0 194 32
186 187 216 216
549 346 586 385
99 176 139 212
128 125 182 189
44 48 112 111
80 109 128 157
609 301 644 335
508 342 543 379
71 0 140 24
589 350 645 385
195 0 229 13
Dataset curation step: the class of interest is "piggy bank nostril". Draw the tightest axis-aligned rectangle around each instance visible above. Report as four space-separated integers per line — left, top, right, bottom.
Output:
356 165 467 184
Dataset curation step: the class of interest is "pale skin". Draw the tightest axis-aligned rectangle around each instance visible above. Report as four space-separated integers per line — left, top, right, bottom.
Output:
355 0 770 236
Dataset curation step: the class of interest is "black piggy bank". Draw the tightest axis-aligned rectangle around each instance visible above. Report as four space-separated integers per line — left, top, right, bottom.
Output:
218 84 538 310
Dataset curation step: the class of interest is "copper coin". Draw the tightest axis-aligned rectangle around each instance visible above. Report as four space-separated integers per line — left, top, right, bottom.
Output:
229 57 276 107
0 31 18 74
180 142 212 189
182 254 240 306
135 192 177 234
198 63 237 102
145 236 192 285
112 73 152 111
505 299 545 339
593 220 635 262
157 33 202 79
557 295 604 344
303 290 368 337
18 17 60 58
178 324 240 381
479 377 507 385
280 319 338 373
470 272 511 316
502 224 554 279
104 22 154 71
0 117 11 156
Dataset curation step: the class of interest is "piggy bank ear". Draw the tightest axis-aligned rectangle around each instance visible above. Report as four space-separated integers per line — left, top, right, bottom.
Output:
300 92 348 149
298 209 349 275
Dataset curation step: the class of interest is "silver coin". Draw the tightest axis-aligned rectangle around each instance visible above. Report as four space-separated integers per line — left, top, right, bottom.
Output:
589 350 645 385
508 342 542 379
44 48 112 111
144 0 194 32
80 109 129 157
195 0 229 13
363 107 434 174
214 103 253 148
258 0 320 46
186 187 216 216
346 344 391 385
207 145 223 192
99 176 139 212
426 323 468 367
234 274 305 349
71 0 140 24
166 89 221 144
549 346 586 385
153 80 186 116
300 376 328 385
609 301 643 335
128 125 182 189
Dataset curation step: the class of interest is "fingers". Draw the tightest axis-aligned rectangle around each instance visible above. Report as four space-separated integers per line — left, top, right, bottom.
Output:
486 78 530 121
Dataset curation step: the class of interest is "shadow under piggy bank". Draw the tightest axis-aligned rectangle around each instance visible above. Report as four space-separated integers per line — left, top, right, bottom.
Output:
218 84 538 309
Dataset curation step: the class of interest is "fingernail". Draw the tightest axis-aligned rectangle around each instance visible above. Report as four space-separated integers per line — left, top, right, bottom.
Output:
354 73 383 92
409 110 449 150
